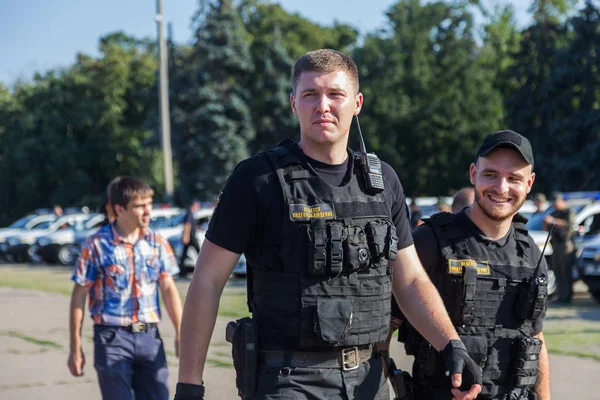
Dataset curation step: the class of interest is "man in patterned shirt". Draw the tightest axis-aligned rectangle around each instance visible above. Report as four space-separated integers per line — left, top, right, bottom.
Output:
67 176 183 400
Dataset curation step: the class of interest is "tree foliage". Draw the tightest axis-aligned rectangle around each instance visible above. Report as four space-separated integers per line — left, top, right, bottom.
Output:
1 0 599 225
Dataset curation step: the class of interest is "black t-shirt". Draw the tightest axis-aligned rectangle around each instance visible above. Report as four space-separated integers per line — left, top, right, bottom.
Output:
206 147 413 260
392 211 546 334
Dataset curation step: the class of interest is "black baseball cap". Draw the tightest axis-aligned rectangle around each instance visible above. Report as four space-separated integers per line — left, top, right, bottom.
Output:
476 130 534 168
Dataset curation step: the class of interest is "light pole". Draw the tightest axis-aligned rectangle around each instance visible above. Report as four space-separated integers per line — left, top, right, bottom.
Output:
156 0 174 202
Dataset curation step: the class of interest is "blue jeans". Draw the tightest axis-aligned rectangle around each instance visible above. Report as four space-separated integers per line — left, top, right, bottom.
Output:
94 324 169 400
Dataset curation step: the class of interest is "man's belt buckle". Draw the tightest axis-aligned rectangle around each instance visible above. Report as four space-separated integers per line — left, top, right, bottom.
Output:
131 322 146 333
341 346 360 371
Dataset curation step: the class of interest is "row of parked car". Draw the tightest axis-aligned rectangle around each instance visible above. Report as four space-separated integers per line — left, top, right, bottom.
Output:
3 193 599 292
0 206 248 277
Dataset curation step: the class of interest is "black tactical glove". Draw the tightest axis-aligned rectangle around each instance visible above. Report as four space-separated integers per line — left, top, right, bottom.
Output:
174 382 205 400
442 339 483 391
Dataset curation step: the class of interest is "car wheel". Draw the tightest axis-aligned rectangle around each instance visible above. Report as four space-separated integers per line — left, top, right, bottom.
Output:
590 290 600 303
27 245 42 264
57 245 75 266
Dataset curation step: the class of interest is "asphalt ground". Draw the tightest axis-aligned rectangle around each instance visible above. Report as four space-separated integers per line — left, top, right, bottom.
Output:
0 264 599 399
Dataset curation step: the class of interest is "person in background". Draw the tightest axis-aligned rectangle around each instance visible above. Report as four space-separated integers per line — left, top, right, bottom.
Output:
67 176 183 400
532 193 547 218
53 204 64 217
436 198 451 213
451 187 475 214
544 192 575 304
178 200 201 279
99 177 120 226
409 199 424 229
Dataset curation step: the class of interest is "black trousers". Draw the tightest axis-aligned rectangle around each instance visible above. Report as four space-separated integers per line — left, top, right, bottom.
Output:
179 235 200 275
253 355 389 400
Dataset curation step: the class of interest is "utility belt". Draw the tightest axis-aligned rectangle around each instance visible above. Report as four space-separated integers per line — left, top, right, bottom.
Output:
225 317 380 399
258 343 375 371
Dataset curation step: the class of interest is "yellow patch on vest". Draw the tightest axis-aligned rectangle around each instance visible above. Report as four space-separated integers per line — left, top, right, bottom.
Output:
289 203 336 221
447 259 491 275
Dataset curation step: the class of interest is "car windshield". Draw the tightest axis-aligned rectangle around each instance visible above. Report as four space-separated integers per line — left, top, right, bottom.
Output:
151 213 184 229
33 220 54 230
8 215 36 229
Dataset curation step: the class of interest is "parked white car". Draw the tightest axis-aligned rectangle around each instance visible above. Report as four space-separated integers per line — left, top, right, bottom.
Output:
0 213 57 261
35 213 106 265
4 213 94 263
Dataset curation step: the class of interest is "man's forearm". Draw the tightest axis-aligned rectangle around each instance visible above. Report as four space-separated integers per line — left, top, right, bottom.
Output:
69 286 87 352
178 277 222 384
535 333 551 400
161 280 183 336
393 276 459 351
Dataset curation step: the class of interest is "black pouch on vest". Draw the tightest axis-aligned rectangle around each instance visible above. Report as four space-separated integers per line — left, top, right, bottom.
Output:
226 317 257 399
345 226 370 271
365 221 388 259
514 337 542 388
308 218 327 275
385 224 398 261
515 275 547 321
316 297 353 343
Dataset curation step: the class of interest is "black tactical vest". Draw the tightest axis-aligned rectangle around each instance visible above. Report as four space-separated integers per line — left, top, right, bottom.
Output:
400 212 546 399
250 140 397 351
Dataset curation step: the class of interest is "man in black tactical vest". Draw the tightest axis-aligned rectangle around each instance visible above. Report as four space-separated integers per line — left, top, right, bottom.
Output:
392 130 551 400
174 49 482 400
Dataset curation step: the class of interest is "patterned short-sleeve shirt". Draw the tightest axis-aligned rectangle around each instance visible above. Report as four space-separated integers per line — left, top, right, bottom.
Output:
72 223 180 326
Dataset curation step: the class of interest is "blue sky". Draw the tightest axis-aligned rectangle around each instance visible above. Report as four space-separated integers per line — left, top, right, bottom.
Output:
0 0 532 86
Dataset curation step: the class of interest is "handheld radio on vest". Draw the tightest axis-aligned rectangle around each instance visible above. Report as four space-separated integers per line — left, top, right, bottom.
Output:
354 115 384 194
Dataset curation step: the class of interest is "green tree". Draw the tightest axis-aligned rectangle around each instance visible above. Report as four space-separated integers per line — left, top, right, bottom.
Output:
542 1 600 190
240 0 358 59
247 26 298 153
0 32 162 220
504 0 571 192
355 0 504 196
171 0 255 203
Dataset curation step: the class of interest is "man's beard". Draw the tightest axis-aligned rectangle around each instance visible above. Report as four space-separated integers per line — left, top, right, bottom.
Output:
474 189 525 222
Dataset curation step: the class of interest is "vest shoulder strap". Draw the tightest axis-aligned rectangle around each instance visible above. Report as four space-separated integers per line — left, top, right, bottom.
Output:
512 221 531 260
424 212 468 257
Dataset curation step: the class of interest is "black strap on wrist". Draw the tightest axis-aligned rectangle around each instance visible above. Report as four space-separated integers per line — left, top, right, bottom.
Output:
175 382 205 399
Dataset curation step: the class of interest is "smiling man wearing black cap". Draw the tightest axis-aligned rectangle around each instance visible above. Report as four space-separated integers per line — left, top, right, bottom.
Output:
390 130 551 399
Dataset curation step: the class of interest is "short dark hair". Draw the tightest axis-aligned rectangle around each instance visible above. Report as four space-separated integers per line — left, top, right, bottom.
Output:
292 49 359 94
108 176 154 209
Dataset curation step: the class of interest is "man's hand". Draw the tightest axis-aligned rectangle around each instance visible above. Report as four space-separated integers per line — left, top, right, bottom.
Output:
67 349 85 377
442 340 482 400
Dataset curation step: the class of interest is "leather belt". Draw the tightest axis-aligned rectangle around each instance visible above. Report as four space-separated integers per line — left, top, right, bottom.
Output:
96 322 157 333
125 322 157 333
259 344 375 371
